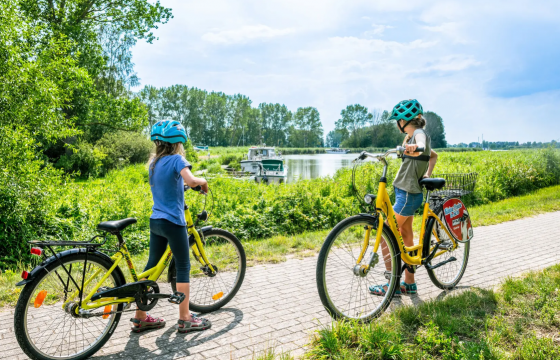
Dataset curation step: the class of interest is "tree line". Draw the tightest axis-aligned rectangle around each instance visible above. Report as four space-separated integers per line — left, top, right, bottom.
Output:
137 85 324 148
326 105 448 149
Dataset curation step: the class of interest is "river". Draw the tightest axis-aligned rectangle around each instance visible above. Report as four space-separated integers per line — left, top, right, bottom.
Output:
284 153 359 183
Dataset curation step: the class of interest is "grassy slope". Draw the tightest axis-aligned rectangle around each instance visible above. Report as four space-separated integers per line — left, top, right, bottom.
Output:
305 264 560 359
2 184 560 307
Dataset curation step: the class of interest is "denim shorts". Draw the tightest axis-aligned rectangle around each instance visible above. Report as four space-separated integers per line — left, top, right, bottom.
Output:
393 187 423 217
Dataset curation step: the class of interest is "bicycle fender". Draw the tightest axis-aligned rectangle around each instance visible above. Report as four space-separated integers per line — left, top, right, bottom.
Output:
200 226 213 234
16 249 123 287
358 213 380 228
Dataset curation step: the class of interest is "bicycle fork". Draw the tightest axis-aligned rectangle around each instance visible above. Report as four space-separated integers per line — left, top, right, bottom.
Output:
354 214 384 277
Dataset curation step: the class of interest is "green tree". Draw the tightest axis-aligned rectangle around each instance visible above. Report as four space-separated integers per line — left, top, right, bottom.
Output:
424 111 447 148
326 129 349 148
291 107 323 147
259 103 292 146
370 111 404 147
19 0 172 143
335 104 373 148
0 0 93 265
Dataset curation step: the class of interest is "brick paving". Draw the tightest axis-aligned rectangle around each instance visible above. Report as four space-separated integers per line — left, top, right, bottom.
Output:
2 211 560 359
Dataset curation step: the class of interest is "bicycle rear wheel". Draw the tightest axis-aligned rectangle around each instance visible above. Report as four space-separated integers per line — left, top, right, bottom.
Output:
14 252 125 360
316 215 401 322
426 217 470 290
170 228 246 313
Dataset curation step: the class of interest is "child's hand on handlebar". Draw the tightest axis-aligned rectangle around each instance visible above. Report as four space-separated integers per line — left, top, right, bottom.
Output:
404 144 418 154
200 181 209 194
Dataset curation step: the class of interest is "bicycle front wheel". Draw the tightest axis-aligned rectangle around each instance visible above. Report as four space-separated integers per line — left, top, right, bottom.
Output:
426 217 470 290
14 252 125 360
171 228 246 313
316 215 402 322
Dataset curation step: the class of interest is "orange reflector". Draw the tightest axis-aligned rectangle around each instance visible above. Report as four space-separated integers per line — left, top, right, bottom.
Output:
34 290 47 308
212 292 224 300
102 305 112 319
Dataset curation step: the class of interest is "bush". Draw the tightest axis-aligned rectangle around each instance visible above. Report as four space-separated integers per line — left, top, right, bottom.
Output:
96 131 153 171
0 127 66 268
55 141 107 177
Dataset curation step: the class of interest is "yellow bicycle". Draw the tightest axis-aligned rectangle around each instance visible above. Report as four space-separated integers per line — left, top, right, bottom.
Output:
14 185 246 360
316 147 476 321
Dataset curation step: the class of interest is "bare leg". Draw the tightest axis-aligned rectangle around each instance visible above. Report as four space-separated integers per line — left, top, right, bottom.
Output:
135 283 192 322
395 213 415 285
176 282 192 321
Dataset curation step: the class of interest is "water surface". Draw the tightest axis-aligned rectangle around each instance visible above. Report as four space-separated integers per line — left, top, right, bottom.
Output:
284 154 359 183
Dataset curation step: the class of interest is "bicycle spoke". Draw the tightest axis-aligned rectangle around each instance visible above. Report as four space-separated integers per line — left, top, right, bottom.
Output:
21 258 119 359
320 219 398 320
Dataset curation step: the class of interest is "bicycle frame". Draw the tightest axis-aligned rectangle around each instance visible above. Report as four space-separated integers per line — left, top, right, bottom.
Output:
62 206 213 312
355 150 458 268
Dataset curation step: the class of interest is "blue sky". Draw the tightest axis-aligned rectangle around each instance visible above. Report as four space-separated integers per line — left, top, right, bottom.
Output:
132 0 560 144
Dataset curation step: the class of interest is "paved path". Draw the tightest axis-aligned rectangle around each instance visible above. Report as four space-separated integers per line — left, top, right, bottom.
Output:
2 212 560 360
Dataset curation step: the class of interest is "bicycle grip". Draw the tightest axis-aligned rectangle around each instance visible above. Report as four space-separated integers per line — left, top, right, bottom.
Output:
191 185 202 192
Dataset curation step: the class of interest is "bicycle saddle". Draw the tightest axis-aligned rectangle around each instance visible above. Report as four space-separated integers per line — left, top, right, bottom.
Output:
97 218 137 233
419 178 446 191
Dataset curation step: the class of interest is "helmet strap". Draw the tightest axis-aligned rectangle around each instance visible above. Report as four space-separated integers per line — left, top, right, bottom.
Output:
397 120 410 133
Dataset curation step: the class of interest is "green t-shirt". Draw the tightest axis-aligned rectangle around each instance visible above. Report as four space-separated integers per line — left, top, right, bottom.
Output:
393 129 431 194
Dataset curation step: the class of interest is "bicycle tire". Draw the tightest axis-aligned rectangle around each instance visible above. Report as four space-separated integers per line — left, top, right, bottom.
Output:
14 252 125 360
170 228 246 313
316 215 402 322
425 216 470 290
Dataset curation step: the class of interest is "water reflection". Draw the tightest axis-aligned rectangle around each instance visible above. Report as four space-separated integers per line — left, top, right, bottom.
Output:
284 154 358 183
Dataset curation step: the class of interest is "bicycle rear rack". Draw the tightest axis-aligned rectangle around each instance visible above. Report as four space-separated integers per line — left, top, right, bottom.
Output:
28 234 108 249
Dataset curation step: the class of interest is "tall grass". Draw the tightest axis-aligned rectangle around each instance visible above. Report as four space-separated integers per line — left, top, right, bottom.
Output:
36 149 559 255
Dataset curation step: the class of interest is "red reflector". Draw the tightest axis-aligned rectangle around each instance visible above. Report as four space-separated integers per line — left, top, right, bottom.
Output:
21 271 29 280
30 247 42 256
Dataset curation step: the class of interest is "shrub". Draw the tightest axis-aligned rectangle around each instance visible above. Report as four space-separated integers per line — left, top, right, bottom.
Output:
96 131 153 171
55 141 107 177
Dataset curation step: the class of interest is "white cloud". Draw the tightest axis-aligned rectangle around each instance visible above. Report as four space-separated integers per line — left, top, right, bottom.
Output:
412 55 481 73
131 0 560 143
364 23 395 37
202 25 295 44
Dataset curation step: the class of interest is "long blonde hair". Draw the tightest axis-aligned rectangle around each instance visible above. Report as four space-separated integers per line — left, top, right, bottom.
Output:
402 114 427 145
148 141 185 179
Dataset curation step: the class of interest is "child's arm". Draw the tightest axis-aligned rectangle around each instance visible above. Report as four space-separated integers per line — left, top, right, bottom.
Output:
180 168 209 193
424 149 438 178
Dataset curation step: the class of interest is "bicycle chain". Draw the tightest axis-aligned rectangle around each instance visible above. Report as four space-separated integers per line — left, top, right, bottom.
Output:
82 303 137 318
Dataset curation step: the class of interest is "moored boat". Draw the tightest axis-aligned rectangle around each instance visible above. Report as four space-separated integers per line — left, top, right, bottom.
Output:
240 146 287 184
326 148 350 154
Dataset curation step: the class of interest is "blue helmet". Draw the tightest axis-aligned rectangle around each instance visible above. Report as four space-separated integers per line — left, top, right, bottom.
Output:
389 99 423 122
389 99 424 132
150 120 187 143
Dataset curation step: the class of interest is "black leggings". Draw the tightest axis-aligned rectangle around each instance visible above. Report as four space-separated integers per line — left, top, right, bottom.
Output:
144 218 191 283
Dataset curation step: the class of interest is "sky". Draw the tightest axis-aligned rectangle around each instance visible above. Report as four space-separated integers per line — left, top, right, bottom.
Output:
131 0 560 144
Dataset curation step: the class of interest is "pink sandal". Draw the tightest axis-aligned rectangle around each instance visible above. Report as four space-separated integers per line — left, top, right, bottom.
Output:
130 314 166 333
177 313 212 333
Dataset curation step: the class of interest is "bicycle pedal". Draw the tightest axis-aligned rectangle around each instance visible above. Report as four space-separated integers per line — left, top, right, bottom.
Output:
168 291 185 304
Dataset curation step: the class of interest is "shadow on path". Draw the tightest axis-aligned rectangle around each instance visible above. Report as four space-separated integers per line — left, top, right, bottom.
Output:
93 308 244 359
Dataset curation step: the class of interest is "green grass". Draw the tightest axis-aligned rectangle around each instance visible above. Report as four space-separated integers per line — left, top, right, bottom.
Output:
305 263 560 359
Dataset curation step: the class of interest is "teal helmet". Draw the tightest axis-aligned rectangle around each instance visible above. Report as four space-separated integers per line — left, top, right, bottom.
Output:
150 120 187 143
389 99 423 132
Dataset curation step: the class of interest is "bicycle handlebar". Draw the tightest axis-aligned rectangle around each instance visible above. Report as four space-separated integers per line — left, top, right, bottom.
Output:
355 146 425 162
184 184 206 195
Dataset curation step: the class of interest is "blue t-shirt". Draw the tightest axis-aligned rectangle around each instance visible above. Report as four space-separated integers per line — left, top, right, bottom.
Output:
149 154 192 226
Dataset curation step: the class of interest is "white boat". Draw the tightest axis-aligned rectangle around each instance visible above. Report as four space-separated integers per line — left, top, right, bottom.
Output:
240 146 287 184
326 148 350 154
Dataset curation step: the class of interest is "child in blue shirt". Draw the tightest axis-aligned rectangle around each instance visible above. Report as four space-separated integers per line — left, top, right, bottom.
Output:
131 120 211 333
